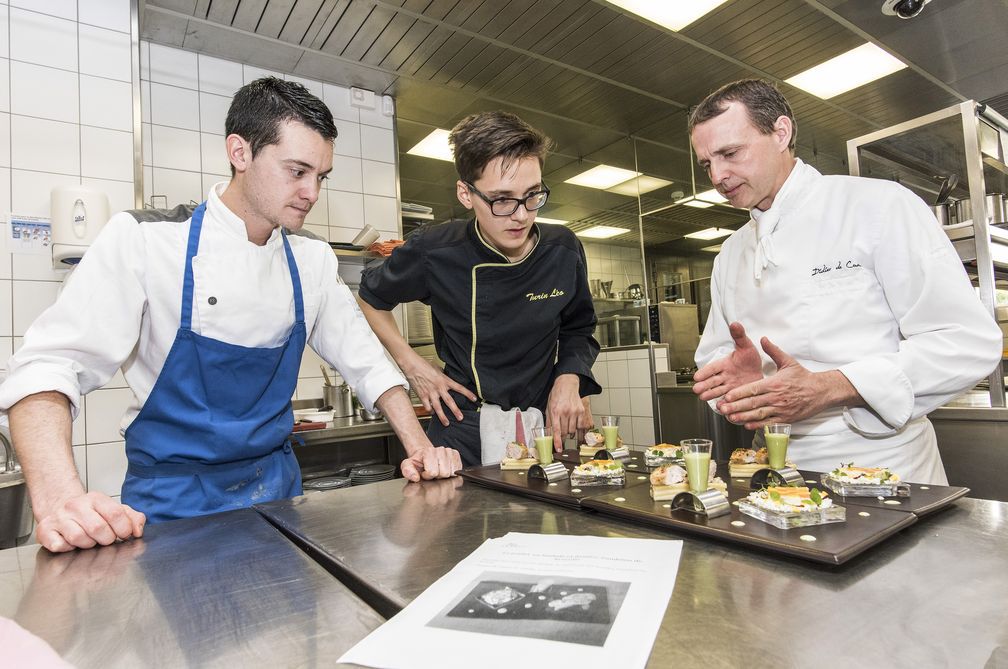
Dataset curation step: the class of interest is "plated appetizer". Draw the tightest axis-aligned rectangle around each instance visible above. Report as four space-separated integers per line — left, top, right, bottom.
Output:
570 459 625 487
728 447 796 477
738 485 846 528
820 462 906 497
649 462 726 501
578 428 622 456
499 441 539 471
644 443 684 467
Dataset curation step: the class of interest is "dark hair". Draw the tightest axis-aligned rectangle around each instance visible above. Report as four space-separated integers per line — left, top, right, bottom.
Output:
225 77 338 175
449 111 554 184
688 79 797 150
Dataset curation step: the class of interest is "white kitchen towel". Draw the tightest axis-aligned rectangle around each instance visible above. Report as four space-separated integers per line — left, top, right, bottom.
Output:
479 404 544 465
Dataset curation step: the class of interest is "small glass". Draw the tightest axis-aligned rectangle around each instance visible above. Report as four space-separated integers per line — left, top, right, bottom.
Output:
681 439 713 494
600 415 620 450
764 424 791 469
531 426 554 465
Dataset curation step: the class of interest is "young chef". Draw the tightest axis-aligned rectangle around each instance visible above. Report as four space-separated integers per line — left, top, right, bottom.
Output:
357 111 601 466
689 78 1002 484
0 77 461 552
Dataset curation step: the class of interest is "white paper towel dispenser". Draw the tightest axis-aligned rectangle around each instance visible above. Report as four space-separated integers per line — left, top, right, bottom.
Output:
50 186 110 268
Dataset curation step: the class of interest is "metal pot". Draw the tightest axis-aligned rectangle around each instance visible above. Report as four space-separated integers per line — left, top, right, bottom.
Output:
323 383 355 418
358 405 383 421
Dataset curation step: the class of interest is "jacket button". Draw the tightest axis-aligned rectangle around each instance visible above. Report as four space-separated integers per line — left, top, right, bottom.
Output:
208 296 217 305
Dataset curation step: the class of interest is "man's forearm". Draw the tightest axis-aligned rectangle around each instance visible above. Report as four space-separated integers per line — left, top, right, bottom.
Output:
9 391 84 518
375 386 432 456
355 296 419 367
820 370 865 410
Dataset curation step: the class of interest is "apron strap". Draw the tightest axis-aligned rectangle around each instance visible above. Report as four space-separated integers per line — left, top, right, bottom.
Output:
179 202 207 331
281 229 305 324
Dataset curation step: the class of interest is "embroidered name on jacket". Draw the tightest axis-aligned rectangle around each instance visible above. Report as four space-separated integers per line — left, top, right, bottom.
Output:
527 288 565 301
811 259 862 277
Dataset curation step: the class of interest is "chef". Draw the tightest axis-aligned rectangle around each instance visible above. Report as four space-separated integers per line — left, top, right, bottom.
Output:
356 111 601 466
689 78 1002 484
0 77 460 552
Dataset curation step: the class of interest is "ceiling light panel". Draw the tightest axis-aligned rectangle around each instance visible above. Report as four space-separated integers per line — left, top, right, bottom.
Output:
534 217 567 225
685 228 732 240
406 129 454 162
565 165 642 190
576 226 629 239
784 43 907 99
608 175 674 196
606 0 730 31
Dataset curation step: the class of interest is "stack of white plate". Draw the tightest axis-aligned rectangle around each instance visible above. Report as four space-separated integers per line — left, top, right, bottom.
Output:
349 464 396 486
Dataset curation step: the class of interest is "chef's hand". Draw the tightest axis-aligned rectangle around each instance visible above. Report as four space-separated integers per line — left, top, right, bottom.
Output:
399 444 463 482
717 336 863 430
547 374 584 451
693 321 764 401
579 396 595 430
401 356 477 427
35 491 145 553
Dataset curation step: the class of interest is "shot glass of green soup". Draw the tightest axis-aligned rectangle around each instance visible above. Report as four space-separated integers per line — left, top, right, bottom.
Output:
764 423 791 469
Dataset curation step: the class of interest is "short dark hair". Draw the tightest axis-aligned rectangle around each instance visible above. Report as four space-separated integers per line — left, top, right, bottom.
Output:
449 111 554 184
688 79 797 150
225 77 338 175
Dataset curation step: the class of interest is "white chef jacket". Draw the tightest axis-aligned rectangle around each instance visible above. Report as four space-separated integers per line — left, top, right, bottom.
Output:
0 182 407 433
696 160 1002 484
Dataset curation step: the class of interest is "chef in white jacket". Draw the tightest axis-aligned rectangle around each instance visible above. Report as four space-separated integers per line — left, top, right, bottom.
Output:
689 79 1002 484
0 77 460 552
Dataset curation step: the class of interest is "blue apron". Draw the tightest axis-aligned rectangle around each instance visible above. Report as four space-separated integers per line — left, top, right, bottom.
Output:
122 202 305 524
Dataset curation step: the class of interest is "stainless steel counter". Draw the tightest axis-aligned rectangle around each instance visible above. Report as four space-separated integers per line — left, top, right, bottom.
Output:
295 414 430 446
255 479 1008 668
0 508 382 668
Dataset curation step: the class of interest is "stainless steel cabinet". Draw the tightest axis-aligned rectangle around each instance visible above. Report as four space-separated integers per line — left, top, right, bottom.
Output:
847 100 1008 407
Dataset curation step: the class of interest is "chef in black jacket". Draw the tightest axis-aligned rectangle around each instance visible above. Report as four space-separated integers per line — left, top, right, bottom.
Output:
358 111 601 467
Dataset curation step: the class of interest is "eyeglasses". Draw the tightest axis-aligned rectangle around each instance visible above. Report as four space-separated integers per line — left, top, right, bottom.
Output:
465 182 550 217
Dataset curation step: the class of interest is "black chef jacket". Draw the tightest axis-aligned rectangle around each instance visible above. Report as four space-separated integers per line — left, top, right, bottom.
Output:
359 219 601 414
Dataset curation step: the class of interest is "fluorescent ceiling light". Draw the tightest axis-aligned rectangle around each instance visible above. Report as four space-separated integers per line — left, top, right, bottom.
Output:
678 197 715 209
701 244 722 253
685 228 732 240
607 175 674 196
695 188 727 204
406 129 454 162
785 43 907 99
576 226 629 239
565 165 642 190
535 216 567 225
605 0 729 31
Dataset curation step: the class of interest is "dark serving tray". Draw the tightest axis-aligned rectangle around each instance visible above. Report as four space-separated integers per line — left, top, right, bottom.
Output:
461 457 968 564
790 470 970 518
580 483 917 565
458 459 652 509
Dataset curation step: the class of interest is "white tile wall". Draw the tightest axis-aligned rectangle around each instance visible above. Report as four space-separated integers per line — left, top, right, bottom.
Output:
10 117 80 175
197 54 242 97
0 113 8 166
583 241 645 297
11 0 75 20
9 61 79 123
9 8 77 70
587 345 667 449
0 16 403 504
85 440 128 497
79 23 131 82
80 75 133 131
79 0 130 33
82 127 133 181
